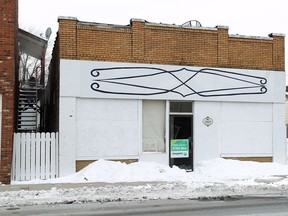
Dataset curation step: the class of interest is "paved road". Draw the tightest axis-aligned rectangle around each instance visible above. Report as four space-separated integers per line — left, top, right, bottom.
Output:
1 195 288 215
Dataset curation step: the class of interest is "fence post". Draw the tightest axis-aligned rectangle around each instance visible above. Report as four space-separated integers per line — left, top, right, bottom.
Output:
12 133 21 181
35 133 41 179
40 132 46 179
20 133 26 181
45 132 51 179
25 133 31 180
30 133 36 180
50 132 56 179
56 132 59 178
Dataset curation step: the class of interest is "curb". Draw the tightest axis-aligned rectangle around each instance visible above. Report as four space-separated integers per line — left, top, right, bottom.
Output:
0 181 162 192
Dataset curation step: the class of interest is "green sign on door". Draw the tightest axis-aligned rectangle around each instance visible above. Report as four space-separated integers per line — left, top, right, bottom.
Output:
170 139 189 158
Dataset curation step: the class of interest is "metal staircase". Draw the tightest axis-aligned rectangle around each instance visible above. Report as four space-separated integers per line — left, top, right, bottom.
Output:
17 28 48 133
17 82 41 132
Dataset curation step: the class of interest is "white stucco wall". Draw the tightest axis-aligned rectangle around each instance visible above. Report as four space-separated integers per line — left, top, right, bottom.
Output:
59 59 286 176
60 59 285 103
193 101 222 163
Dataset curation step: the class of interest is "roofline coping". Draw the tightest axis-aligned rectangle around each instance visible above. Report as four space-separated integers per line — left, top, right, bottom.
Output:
57 17 284 40
78 21 130 29
268 33 285 37
58 16 77 21
77 19 218 31
145 21 218 31
130 18 146 23
216 25 229 29
230 34 273 40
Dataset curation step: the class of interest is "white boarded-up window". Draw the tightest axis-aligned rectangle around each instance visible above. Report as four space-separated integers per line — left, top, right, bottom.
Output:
142 100 165 152
76 98 139 158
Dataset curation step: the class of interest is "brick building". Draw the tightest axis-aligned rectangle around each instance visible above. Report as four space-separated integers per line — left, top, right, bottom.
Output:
0 0 18 184
47 17 285 176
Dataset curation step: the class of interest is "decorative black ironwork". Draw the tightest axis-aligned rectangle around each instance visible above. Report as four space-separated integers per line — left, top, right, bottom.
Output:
90 67 267 97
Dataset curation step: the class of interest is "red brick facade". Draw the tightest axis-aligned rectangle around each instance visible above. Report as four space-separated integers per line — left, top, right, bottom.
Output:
57 17 284 71
0 0 18 184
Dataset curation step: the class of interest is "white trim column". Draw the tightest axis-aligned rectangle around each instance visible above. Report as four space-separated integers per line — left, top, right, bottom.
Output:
193 101 221 166
59 96 77 176
273 103 286 164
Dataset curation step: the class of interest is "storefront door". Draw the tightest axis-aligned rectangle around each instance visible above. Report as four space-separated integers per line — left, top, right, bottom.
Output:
169 102 193 170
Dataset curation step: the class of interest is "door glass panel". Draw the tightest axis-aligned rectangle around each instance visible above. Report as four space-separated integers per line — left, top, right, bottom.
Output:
170 102 192 113
170 116 192 140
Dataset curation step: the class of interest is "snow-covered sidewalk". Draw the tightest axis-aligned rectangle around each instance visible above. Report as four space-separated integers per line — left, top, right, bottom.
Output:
1 158 288 207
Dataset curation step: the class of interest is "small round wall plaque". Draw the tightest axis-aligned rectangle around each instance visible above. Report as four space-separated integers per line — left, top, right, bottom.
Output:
203 116 213 127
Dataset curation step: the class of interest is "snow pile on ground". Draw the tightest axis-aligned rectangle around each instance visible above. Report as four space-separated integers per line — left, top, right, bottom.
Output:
11 158 288 185
2 158 288 207
192 158 288 182
12 159 189 184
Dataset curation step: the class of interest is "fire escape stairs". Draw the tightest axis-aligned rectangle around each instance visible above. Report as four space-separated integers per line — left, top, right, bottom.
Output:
17 86 40 133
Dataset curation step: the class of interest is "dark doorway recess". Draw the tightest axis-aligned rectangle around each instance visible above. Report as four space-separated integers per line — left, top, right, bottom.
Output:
169 115 193 171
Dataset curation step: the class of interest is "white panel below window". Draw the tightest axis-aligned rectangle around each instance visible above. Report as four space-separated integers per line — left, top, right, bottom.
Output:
221 122 272 154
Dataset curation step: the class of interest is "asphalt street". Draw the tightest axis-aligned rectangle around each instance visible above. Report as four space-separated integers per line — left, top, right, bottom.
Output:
1 195 288 216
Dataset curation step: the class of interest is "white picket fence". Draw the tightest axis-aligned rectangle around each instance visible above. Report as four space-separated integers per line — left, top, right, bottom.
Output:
12 132 59 181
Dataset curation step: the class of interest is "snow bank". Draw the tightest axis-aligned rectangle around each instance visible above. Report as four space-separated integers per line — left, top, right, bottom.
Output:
192 158 288 182
56 159 189 183
5 158 288 207
12 158 288 185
